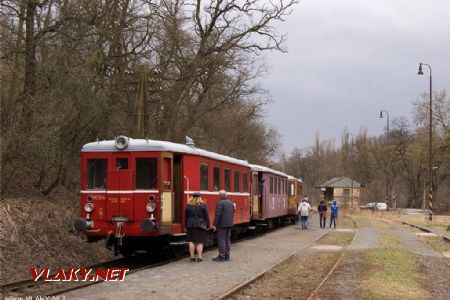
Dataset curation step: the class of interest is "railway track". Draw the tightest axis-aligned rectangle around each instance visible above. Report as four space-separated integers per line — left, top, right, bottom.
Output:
399 220 450 243
215 217 358 300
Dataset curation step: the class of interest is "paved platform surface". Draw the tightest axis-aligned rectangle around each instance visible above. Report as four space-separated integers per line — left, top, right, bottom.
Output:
64 216 329 300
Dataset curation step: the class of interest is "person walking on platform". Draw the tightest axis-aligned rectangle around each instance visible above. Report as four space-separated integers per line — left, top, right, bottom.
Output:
185 192 210 262
318 199 328 228
211 190 235 262
297 198 311 230
329 199 339 229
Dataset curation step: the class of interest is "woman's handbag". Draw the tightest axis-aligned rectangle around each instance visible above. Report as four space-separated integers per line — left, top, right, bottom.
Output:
194 206 208 230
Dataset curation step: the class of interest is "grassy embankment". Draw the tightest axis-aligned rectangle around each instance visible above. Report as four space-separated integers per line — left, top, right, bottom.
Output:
0 195 114 284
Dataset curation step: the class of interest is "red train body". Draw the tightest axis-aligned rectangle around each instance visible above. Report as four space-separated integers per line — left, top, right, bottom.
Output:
75 136 302 256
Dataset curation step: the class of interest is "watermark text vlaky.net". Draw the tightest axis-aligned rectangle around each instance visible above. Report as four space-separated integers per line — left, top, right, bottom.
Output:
30 267 129 282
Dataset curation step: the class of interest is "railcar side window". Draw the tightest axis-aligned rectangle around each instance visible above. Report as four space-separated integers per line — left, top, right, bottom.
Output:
136 158 158 189
116 158 128 169
224 168 231 191
278 178 281 195
200 164 209 191
270 177 273 194
285 180 288 194
86 159 108 189
233 170 240 192
242 173 248 193
213 167 221 191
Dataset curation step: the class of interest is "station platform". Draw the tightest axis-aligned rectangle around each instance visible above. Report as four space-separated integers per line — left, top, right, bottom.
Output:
65 216 327 300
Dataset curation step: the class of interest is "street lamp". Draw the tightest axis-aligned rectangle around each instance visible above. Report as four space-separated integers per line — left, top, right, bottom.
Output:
379 110 390 207
346 132 355 206
417 63 433 220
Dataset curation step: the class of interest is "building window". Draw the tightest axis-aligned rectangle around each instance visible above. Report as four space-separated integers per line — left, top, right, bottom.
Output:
233 170 240 192
200 164 209 191
270 177 273 194
343 188 350 196
86 159 108 189
224 168 231 191
213 167 221 191
136 158 158 189
242 173 248 193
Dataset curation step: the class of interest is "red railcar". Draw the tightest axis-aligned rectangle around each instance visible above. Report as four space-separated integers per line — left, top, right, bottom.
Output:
75 136 251 256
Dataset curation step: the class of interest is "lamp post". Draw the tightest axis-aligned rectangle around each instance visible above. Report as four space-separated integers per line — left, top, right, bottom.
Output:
418 63 433 221
346 133 354 206
379 110 390 207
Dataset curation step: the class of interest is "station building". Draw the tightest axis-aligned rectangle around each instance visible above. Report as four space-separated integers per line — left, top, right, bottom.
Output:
317 177 365 208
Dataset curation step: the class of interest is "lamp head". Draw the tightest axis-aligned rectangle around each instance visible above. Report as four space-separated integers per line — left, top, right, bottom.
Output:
379 111 383 118
418 63 423 75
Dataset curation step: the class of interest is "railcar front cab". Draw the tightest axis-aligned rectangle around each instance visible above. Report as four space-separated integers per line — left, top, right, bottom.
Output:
75 136 179 255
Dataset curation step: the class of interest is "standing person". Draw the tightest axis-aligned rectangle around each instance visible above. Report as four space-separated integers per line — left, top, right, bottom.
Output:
185 192 210 262
329 199 339 229
211 190 235 262
297 198 311 230
317 199 328 228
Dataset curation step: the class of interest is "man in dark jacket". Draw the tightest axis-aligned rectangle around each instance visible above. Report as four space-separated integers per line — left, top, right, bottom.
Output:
212 190 234 262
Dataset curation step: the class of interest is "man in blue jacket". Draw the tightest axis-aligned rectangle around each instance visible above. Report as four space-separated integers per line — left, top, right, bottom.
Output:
211 190 235 262
330 199 339 229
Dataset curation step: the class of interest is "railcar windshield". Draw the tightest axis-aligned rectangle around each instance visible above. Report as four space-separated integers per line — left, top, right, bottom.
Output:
86 159 108 189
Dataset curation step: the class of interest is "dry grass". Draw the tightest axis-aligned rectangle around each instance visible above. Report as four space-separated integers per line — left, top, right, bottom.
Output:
0 195 114 284
361 248 433 299
316 232 354 246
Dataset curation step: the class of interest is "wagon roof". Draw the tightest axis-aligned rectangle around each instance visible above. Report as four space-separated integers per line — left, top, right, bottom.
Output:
82 138 250 167
287 175 303 182
250 164 289 178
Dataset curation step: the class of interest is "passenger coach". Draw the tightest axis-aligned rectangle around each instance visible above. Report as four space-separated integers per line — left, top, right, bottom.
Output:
250 164 290 228
75 136 251 256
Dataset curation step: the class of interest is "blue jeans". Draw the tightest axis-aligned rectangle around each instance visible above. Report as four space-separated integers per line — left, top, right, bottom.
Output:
300 216 308 229
330 214 337 228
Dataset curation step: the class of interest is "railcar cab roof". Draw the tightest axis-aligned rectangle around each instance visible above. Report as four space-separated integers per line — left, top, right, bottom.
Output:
250 164 289 178
82 137 250 167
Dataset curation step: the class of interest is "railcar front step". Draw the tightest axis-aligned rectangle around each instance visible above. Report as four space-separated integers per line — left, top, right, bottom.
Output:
256 223 268 226
248 226 256 230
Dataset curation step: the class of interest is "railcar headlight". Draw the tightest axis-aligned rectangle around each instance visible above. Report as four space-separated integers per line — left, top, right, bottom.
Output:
148 195 155 203
115 135 129 150
146 202 156 213
87 195 94 203
84 203 94 213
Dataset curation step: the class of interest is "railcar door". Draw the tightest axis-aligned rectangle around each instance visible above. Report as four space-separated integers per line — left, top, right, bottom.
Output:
251 172 260 218
160 152 174 233
106 154 134 221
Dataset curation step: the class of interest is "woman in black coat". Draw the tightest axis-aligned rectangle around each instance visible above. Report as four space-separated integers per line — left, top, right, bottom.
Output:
185 192 210 262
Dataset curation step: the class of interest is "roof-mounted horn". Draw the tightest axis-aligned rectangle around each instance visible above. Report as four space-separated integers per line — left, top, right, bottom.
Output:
186 136 195 149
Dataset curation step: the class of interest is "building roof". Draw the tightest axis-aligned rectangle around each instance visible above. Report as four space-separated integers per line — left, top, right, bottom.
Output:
317 177 364 188
82 138 250 167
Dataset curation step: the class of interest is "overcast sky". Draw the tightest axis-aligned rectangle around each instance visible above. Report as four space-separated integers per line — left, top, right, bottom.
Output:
262 0 450 153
